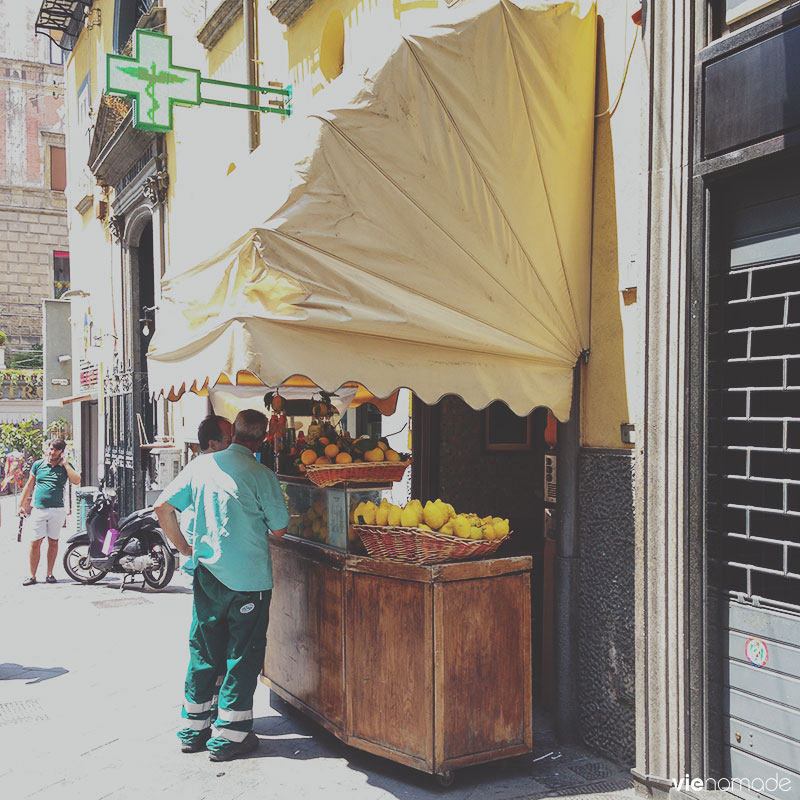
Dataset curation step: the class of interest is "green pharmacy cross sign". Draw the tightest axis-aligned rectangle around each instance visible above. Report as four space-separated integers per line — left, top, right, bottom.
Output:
107 30 292 134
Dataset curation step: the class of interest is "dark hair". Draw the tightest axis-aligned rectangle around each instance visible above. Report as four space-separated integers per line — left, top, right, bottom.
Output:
233 409 268 444
197 415 230 451
49 439 66 451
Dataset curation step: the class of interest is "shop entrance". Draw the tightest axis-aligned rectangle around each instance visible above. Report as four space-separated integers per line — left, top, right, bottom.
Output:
411 396 552 709
707 155 800 797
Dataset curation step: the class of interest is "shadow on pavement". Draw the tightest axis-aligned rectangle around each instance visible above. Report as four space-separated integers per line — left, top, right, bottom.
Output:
0 662 69 683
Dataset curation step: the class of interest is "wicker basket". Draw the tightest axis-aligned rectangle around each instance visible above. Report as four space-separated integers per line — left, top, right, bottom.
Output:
305 459 411 487
353 524 510 565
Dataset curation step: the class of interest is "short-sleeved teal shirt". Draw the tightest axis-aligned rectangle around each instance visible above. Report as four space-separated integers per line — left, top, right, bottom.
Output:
31 459 72 509
158 444 289 592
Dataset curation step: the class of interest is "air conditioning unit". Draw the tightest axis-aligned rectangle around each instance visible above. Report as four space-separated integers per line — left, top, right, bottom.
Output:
150 447 182 490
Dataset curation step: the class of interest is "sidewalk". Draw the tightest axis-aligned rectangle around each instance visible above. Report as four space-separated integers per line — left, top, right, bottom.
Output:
0 493 638 800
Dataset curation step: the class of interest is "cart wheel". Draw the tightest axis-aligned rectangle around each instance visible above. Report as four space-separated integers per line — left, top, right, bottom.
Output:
436 771 454 788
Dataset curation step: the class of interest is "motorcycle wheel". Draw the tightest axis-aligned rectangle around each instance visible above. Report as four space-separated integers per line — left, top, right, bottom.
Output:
63 542 108 584
142 542 175 590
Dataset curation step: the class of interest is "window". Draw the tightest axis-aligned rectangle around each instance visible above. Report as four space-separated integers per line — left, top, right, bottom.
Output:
50 38 66 65
54 251 71 298
114 0 154 53
50 146 66 191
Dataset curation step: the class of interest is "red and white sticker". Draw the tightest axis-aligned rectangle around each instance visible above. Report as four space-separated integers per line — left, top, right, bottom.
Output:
745 637 769 668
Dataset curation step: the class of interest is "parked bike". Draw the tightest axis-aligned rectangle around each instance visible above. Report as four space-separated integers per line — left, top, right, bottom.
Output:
63 484 179 590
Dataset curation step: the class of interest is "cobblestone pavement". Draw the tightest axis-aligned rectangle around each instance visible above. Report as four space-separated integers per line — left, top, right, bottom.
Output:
0 494 638 800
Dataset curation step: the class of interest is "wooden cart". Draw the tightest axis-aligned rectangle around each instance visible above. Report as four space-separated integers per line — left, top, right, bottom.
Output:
263 534 533 785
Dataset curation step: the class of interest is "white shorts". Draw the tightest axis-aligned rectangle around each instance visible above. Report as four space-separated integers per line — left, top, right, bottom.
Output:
28 507 67 541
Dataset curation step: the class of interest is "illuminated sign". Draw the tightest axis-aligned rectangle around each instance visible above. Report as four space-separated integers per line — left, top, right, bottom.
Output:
107 30 291 134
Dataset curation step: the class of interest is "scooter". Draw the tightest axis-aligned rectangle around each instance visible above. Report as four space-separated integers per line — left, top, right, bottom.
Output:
62 484 179 591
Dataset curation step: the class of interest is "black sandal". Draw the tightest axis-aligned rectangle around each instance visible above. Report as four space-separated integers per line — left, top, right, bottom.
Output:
45 575 57 584
22 577 37 586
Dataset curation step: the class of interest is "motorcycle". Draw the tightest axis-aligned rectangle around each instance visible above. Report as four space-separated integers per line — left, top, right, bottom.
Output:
62 484 179 590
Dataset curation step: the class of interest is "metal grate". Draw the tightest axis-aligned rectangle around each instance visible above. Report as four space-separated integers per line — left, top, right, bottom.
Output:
708 248 800 614
0 700 49 725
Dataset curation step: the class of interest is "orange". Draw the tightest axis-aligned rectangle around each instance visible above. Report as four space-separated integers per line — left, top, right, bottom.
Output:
377 441 389 451
364 447 385 462
300 449 317 465
385 450 401 462
335 452 353 464
315 456 332 465
318 437 330 446
324 443 340 459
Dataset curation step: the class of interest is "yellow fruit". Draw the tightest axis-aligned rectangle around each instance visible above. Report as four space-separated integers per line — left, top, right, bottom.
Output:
302 509 315 524
418 524 432 531
324 444 340 459
335 452 352 464
312 519 322 534
446 503 456 519
481 515 493 525
423 500 448 531
313 499 325 515
353 457 364 463
315 456 332 465
301 449 317 465
352 501 365 523
492 518 510 537
364 447 385 462
470 526 483 540
377 441 389 451
319 525 329 541
376 503 390 526
452 515 472 539
384 449 402 462
481 524 496 540
318 437 330 446
400 502 423 528
361 501 378 525
439 520 454 535
387 504 402 526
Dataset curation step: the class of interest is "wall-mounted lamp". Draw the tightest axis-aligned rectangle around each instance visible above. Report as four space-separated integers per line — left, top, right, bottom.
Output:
140 305 158 338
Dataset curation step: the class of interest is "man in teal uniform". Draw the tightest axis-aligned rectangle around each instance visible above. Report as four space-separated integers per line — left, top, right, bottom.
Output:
155 409 288 761
18 438 81 585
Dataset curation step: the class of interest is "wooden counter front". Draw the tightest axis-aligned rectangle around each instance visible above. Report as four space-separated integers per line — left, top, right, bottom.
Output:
263 535 532 781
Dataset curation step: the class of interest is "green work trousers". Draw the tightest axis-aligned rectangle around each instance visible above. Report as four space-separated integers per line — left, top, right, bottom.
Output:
178 564 271 756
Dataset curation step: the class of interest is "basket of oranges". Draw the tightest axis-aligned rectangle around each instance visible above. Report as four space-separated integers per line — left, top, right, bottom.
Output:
300 436 412 487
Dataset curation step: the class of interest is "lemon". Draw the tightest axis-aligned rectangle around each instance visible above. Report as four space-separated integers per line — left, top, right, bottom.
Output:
387 504 402 526
300 449 317 465
384 449 402 462
452 515 472 539
481 523 496 540
376 502 390 526
492 518 510 537
335 452 352 464
423 499 448 531
470 526 483 540
418 524 432 531
364 448 385 462
361 501 378 525
352 501 365 524
400 502 423 527
439 520 454 536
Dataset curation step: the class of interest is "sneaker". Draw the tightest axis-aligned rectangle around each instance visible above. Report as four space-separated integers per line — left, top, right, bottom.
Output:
45 575 57 584
180 728 211 753
207 732 259 762
22 577 37 586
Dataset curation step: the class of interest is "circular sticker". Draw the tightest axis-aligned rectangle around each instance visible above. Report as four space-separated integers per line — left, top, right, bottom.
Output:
745 637 769 668
240 603 255 614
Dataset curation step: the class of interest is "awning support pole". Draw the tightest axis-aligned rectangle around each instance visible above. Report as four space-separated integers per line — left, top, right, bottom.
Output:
554 363 581 743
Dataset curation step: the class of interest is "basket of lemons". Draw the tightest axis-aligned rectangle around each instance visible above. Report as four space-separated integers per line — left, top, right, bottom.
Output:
351 498 511 564
301 436 411 488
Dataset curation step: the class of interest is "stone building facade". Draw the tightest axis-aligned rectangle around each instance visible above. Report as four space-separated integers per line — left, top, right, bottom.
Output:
0 0 68 354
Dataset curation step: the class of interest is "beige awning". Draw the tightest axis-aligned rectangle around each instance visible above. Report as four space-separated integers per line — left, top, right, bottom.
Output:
147 0 597 420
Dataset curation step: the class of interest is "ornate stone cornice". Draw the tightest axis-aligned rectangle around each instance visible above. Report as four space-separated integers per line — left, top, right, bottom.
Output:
143 155 169 205
268 0 315 27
